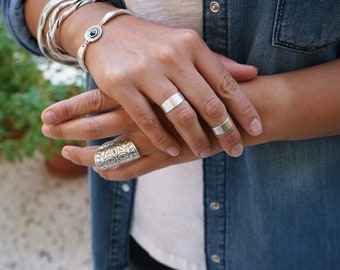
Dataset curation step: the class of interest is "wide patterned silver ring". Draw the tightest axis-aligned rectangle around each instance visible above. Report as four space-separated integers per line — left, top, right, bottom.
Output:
94 137 140 170
160 92 185 113
211 116 233 135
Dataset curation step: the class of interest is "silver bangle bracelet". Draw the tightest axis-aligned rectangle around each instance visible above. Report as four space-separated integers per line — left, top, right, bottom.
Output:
77 9 133 72
47 0 96 64
38 0 96 66
38 0 69 58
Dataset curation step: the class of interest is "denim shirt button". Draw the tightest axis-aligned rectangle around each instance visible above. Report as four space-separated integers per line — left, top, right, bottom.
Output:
211 254 221 263
210 202 220 210
210 1 220 13
121 183 131 192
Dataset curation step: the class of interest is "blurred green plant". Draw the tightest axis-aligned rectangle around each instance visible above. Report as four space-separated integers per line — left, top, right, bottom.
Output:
0 14 84 162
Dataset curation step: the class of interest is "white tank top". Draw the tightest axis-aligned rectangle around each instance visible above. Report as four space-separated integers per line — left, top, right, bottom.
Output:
125 1 205 269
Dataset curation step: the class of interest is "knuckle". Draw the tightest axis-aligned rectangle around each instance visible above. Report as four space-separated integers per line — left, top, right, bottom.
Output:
128 57 149 76
152 132 172 149
178 28 201 46
81 119 103 139
191 139 209 153
222 128 240 144
137 116 171 148
87 90 107 112
59 102 73 121
204 97 225 119
138 115 158 131
175 107 197 127
105 69 125 85
156 46 178 66
221 73 238 95
156 29 200 64
50 126 64 139
238 99 254 117
103 69 130 90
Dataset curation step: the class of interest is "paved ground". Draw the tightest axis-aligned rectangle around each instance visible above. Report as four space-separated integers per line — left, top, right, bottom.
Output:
0 153 92 270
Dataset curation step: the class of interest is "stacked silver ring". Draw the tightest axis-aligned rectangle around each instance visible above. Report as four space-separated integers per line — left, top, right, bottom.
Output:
211 116 233 135
94 137 140 170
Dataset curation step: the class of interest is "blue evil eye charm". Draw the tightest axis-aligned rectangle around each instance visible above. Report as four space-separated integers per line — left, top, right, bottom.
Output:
84 25 103 42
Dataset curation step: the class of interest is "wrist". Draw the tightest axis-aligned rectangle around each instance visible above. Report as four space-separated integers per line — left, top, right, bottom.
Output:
58 2 115 57
240 75 287 147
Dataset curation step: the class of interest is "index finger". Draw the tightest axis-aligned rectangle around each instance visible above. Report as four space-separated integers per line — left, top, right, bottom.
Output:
41 89 120 124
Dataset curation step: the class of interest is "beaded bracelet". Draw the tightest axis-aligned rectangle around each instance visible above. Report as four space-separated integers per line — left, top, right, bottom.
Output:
77 9 133 72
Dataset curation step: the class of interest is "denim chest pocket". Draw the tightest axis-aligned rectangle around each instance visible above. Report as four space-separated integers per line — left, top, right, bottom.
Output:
272 0 340 53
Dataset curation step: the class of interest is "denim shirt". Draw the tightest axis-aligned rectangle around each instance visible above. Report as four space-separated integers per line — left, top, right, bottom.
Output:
2 0 340 269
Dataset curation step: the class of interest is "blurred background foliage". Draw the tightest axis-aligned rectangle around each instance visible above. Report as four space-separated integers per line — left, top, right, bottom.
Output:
0 13 84 162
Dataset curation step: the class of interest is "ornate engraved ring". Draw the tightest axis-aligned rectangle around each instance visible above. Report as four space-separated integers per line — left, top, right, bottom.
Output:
94 137 140 170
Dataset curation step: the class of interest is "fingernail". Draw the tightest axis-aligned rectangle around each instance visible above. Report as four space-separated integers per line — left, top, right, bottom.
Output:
42 110 57 124
41 125 52 137
198 148 211 158
61 148 70 160
230 143 243 157
250 118 263 136
167 146 180 157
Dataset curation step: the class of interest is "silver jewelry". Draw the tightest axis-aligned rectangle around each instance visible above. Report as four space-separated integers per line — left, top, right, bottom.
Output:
94 137 140 170
47 0 96 62
211 116 233 135
38 0 95 66
160 92 186 113
77 9 133 72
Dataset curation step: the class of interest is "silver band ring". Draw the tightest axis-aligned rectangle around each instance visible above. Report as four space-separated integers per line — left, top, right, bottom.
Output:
160 92 185 113
211 116 233 135
94 137 140 170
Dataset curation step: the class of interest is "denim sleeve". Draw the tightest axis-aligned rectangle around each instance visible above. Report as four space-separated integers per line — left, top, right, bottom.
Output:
0 0 126 56
0 0 42 55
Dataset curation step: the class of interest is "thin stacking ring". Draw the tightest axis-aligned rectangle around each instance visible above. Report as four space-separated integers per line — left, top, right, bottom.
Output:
211 116 233 135
160 92 186 113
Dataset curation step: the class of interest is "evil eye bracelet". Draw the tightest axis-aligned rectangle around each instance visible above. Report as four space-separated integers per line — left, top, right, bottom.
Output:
77 9 133 72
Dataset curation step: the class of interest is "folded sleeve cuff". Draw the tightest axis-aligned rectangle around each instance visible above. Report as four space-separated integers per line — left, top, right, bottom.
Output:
1 0 42 55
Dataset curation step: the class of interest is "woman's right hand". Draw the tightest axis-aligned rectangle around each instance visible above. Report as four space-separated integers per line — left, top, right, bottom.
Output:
51 3 263 157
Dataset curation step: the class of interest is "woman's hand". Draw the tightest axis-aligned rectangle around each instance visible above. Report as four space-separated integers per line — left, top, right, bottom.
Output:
43 57 340 180
25 1 262 158
41 76 269 180
41 89 219 180
52 3 263 158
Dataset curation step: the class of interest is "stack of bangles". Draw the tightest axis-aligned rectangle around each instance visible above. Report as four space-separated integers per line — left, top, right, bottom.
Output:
37 0 133 72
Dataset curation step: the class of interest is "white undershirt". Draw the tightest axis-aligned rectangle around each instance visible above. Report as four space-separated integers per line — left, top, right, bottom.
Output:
124 1 205 269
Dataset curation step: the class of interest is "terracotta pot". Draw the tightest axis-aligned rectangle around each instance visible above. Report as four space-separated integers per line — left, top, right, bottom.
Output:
1 120 27 140
45 152 88 178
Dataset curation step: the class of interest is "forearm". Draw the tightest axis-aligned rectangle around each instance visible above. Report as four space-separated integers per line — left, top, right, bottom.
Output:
24 0 48 36
24 0 118 57
242 58 340 147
